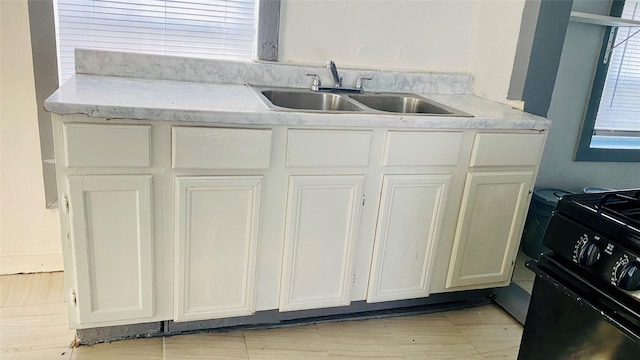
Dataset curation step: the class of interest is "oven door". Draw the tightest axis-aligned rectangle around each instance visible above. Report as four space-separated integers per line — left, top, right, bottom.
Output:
518 255 640 360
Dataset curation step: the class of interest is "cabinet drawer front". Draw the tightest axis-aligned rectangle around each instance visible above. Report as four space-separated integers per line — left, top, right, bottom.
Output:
172 127 272 169
64 123 151 167
286 129 372 167
383 131 463 166
470 133 545 167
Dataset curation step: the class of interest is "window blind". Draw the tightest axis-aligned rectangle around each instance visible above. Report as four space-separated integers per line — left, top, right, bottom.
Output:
594 0 640 134
53 0 257 83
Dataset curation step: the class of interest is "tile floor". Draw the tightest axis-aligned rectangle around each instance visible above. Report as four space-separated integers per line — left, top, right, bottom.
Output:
0 272 523 359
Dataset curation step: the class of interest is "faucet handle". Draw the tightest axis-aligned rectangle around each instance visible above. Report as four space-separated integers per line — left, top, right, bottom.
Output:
355 76 373 90
305 72 321 91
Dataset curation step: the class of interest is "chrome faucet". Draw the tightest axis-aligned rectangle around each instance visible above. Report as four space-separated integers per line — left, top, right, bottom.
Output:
327 60 342 87
304 60 372 93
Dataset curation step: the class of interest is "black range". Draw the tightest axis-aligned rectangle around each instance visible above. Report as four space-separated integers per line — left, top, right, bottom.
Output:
518 189 640 359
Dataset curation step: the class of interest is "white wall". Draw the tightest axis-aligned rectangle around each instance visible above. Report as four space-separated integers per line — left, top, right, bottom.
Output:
279 0 475 72
468 0 526 102
0 0 63 274
278 0 526 103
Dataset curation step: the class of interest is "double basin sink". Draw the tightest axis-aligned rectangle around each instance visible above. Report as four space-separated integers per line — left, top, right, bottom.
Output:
251 86 472 117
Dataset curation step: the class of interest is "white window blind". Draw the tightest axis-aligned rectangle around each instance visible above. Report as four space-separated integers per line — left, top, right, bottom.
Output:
594 0 640 135
53 0 257 83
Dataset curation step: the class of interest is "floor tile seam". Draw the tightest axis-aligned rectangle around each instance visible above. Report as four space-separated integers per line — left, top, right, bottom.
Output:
245 347 330 358
438 317 468 338
0 343 74 354
375 315 471 348
308 323 332 355
444 315 511 359
377 315 412 348
328 319 423 359
452 324 522 341
0 300 69 309
444 313 519 327
454 322 524 332
397 344 482 360
0 347 74 360
316 322 403 357
476 345 519 357
461 340 490 359
459 331 521 356
424 316 479 340
240 329 252 359
162 335 166 359
0 301 63 309
0 294 30 308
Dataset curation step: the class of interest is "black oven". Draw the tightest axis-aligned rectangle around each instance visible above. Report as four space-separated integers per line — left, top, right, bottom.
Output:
518 190 640 359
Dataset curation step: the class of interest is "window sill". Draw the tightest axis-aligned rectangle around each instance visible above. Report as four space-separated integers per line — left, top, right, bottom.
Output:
570 11 640 27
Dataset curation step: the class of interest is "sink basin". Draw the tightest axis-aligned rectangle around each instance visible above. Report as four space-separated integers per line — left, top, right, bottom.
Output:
257 89 364 112
250 86 473 117
348 93 471 116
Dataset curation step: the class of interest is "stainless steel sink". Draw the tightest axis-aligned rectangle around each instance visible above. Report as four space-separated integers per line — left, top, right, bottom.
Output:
256 88 365 112
250 86 473 117
348 93 471 116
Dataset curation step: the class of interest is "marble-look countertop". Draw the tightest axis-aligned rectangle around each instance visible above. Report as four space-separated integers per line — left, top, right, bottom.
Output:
45 74 551 130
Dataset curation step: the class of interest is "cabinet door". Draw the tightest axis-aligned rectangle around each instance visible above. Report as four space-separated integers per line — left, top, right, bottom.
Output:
174 176 262 322
67 175 154 325
367 175 451 303
279 175 364 311
447 171 534 288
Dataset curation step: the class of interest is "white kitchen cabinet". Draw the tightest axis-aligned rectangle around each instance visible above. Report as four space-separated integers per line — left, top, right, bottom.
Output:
367 174 451 303
66 175 155 325
446 171 534 288
52 113 548 331
174 176 263 322
279 175 364 311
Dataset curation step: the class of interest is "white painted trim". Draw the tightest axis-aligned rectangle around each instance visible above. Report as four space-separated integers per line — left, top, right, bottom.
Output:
570 11 640 27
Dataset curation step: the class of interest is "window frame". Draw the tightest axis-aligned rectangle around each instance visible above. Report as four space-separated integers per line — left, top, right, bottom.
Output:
576 0 640 162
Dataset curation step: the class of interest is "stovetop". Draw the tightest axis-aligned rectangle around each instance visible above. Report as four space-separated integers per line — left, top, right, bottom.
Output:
542 189 640 302
555 189 640 251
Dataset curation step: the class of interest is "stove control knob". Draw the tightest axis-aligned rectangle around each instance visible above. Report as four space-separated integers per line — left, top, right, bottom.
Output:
578 242 602 267
615 262 640 291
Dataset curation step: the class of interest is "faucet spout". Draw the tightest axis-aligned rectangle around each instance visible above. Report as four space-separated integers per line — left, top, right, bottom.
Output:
327 60 342 87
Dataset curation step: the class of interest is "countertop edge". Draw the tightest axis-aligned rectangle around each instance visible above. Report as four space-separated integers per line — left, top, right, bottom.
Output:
44 75 552 131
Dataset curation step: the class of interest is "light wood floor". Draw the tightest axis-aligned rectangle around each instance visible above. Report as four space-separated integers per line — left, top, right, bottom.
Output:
0 272 522 359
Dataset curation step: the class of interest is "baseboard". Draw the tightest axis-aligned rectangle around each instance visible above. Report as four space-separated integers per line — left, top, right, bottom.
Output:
0 254 64 274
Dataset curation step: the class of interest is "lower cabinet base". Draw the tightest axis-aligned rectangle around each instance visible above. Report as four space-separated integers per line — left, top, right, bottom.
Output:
76 289 493 345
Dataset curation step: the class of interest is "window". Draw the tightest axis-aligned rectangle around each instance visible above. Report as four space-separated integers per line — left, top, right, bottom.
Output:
577 0 640 161
53 0 260 83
